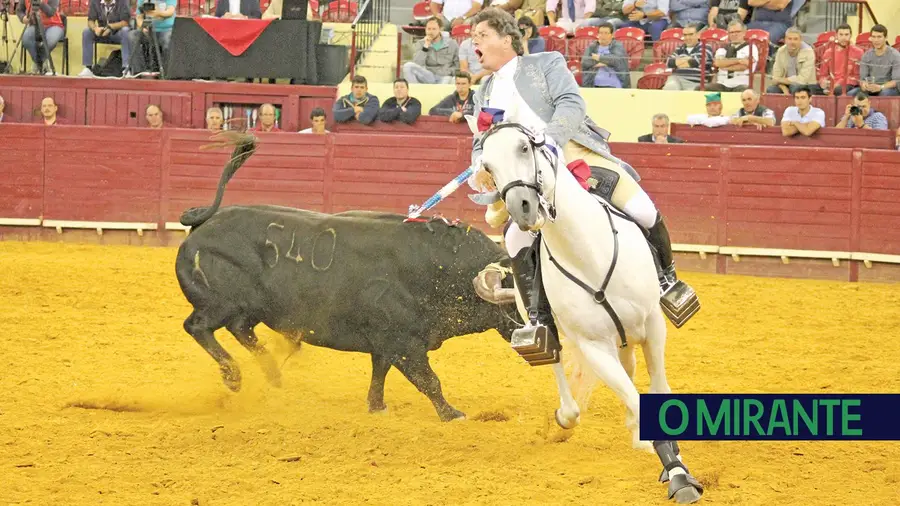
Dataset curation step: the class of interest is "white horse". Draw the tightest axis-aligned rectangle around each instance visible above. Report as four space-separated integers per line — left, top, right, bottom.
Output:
472 122 704 504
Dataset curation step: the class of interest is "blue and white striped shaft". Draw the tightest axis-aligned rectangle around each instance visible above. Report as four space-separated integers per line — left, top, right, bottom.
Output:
407 166 474 219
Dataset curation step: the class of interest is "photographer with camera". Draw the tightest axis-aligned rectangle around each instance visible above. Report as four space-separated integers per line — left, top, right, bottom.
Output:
125 0 176 76
836 92 888 130
79 0 131 77
16 0 64 74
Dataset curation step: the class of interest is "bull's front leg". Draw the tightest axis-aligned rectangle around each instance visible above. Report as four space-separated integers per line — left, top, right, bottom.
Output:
391 352 465 422
367 354 391 413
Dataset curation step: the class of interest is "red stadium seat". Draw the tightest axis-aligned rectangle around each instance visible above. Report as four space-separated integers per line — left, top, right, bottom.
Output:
450 24 471 44
567 58 583 86
574 26 598 39
614 26 645 70
412 0 431 21
568 35 596 60
699 27 728 53
636 62 670 89
659 28 683 41
539 25 568 57
321 0 357 22
652 37 682 64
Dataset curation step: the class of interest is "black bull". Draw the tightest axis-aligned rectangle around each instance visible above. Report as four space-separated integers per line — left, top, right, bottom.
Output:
175 134 519 421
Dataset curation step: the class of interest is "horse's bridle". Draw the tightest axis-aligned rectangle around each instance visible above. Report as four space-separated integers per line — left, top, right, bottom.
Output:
480 122 558 221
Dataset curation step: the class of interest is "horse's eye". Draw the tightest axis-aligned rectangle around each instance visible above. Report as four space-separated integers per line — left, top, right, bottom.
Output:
520 144 528 154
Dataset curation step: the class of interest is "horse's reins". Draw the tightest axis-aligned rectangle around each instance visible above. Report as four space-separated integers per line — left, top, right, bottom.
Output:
480 123 628 348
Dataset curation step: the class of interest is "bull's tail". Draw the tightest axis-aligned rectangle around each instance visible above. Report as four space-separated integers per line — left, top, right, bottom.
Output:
179 131 258 227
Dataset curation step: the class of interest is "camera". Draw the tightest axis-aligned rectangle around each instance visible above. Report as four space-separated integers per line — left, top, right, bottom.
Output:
139 1 156 13
849 106 861 116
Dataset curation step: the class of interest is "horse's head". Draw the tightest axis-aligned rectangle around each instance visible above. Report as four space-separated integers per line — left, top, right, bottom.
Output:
470 121 557 232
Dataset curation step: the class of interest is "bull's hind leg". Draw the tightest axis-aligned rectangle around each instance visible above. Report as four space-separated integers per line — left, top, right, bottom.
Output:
390 351 465 422
367 354 391 413
184 310 242 392
226 318 282 388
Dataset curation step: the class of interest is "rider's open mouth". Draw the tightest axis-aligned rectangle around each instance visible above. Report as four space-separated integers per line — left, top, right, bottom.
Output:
475 48 483 62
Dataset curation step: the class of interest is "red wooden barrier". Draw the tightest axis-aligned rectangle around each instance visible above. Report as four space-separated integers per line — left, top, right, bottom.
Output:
669 124 896 150
0 125 44 222
332 116 472 136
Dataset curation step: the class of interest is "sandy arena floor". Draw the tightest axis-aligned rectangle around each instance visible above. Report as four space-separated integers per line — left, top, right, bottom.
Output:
1 241 899 506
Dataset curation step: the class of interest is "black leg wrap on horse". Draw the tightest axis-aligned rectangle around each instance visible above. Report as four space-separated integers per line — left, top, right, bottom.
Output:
508 237 561 366
647 215 701 328
654 441 703 501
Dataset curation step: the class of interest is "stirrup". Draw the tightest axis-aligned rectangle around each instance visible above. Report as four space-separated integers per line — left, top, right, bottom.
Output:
660 278 700 328
511 323 560 366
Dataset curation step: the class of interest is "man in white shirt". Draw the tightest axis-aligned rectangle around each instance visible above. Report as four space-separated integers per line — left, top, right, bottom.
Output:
299 108 330 134
707 20 760 92
686 92 730 127
545 0 596 34
430 0 483 30
781 86 825 138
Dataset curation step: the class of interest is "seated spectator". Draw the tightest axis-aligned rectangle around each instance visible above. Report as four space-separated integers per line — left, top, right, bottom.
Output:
80 0 131 78
0 95 6 123
429 71 475 122
146 104 163 128
638 113 685 143
581 22 631 88
17 0 65 74
126 0 177 76
850 24 900 98
766 27 817 94
262 0 315 19
586 0 627 29
458 37 490 84
836 92 888 130
621 0 670 41
300 108 330 134
378 78 422 124
430 0 482 30
206 107 224 132
662 23 713 90
781 86 824 137
669 0 708 29
547 0 596 34
333 75 379 125
686 92 730 127
518 16 545 54
40 97 62 125
707 20 758 92
746 0 792 44
254 104 281 132
707 0 749 29
817 23 863 97
513 0 547 26
215 0 262 18
403 17 459 84
729 88 776 128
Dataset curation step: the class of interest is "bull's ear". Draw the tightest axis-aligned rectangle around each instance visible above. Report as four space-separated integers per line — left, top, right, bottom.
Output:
464 115 480 137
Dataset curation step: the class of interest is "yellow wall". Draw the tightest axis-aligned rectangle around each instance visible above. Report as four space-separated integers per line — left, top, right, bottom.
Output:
336 82 744 142
847 0 900 34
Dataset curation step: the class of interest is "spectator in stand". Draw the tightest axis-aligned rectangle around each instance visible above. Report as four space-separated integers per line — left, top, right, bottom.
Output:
80 0 131 78
669 0 708 29
40 97 62 125
707 20 758 92
429 71 475 122
766 27 817 94
214 0 262 18
546 0 597 34
850 24 900 97
586 0 626 29
638 113 685 142
430 0 483 30
254 104 281 132
126 0 177 76
729 88 776 128
816 23 863 96
836 92 888 130
581 22 631 88
781 86 824 138
333 75 379 125
662 23 713 90
514 0 547 26
403 17 460 84
262 0 315 19
17 0 65 74
518 16 545 54
459 37 490 83
378 78 422 124
0 95 6 123
300 108 330 134
686 91 729 127
206 107 224 132
621 0 670 41
746 0 792 44
146 104 163 128
707 0 749 29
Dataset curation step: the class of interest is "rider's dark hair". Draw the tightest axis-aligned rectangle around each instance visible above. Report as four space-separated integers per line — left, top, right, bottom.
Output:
472 7 524 56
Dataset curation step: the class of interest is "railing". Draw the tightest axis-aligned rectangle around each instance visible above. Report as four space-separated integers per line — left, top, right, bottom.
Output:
348 0 390 79
55 0 324 18
826 0 878 34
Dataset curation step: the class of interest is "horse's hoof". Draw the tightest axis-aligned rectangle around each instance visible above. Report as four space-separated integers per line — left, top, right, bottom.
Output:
440 409 466 422
266 370 283 388
668 473 704 504
555 408 580 430
221 367 242 393
369 405 389 415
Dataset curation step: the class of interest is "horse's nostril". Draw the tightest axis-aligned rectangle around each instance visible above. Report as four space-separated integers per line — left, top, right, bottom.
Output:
521 200 530 215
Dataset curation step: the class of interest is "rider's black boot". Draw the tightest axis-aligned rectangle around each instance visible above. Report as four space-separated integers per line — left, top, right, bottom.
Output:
647 214 701 328
508 238 561 366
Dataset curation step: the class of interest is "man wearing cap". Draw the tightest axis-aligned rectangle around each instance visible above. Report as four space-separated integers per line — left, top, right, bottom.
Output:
686 92 730 127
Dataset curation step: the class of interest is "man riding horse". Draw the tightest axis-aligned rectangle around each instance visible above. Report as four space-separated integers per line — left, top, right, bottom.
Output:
466 7 700 363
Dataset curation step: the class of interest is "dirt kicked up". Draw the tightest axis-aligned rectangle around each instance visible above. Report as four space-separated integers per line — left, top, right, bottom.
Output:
1 240 899 506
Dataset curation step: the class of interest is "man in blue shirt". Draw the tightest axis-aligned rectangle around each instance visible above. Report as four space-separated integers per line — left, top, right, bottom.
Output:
835 92 889 130
126 0 177 75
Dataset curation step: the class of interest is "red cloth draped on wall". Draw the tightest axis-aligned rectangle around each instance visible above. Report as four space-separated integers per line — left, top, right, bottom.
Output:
194 18 274 56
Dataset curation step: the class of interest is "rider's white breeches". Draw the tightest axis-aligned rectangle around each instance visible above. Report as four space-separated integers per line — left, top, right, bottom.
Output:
504 224 536 258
